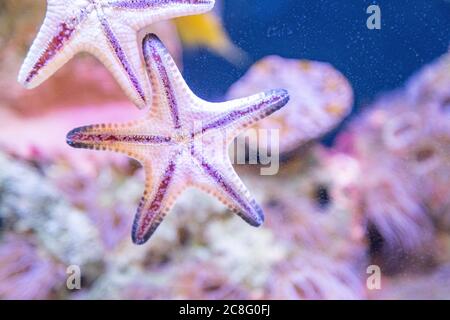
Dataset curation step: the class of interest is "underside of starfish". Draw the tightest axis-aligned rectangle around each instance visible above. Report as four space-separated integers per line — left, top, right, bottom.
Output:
18 0 215 109
66 34 289 245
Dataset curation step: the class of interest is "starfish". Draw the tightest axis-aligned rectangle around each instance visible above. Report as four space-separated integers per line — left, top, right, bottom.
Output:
66 34 290 245
18 0 215 109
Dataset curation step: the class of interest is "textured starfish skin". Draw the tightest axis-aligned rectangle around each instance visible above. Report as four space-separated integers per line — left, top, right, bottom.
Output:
18 0 215 109
66 34 290 245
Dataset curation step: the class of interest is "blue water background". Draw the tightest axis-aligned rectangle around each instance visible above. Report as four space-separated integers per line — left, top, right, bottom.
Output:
183 0 450 143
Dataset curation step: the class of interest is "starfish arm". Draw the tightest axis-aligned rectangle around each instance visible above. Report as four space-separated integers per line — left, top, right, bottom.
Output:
66 121 173 160
106 0 215 30
18 5 152 108
132 152 186 244
142 33 201 128
91 16 151 108
190 146 264 226
17 2 90 88
198 89 290 142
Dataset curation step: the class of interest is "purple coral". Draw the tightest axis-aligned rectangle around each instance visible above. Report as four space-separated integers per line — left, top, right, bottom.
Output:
0 234 65 300
266 255 365 300
174 261 250 300
333 53 450 266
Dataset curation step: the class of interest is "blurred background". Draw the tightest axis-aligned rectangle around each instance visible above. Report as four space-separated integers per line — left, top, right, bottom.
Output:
0 0 450 299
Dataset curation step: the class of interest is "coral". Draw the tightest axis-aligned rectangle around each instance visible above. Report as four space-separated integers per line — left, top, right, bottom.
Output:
240 146 367 264
173 261 251 300
0 152 103 266
0 234 65 300
80 266 172 300
234 146 367 299
369 264 450 300
227 56 353 156
403 52 450 230
333 52 450 273
266 254 365 300
203 218 287 290
50 158 142 251
406 50 450 112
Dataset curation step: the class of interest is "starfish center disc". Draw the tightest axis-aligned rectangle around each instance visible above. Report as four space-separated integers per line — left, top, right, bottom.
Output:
172 130 192 144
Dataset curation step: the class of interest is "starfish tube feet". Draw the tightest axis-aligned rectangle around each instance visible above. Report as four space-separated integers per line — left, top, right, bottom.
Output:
66 124 173 152
66 33 290 245
131 155 180 245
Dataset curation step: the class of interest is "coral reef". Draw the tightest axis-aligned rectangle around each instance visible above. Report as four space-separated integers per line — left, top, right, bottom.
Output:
266 255 364 300
227 56 353 156
369 264 450 300
0 141 367 299
1 48 450 300
0 152 103 266
0 234 65 300
334 52 450 275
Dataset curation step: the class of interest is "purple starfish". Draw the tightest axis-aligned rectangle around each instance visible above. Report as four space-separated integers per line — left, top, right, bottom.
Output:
66 34 290 245
18 0 215 109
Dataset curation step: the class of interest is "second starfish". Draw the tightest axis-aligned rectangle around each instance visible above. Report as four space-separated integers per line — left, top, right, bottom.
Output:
18 0 215 109
66 34 290 245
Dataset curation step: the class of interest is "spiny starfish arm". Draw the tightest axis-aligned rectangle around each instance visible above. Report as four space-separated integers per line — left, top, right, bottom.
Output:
107 0 215 31
143 34 199 128
92 17 151 108
198 89 290 141
132 153 185 244
18 2 88 88
66 122 173 159
190 146 264 226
